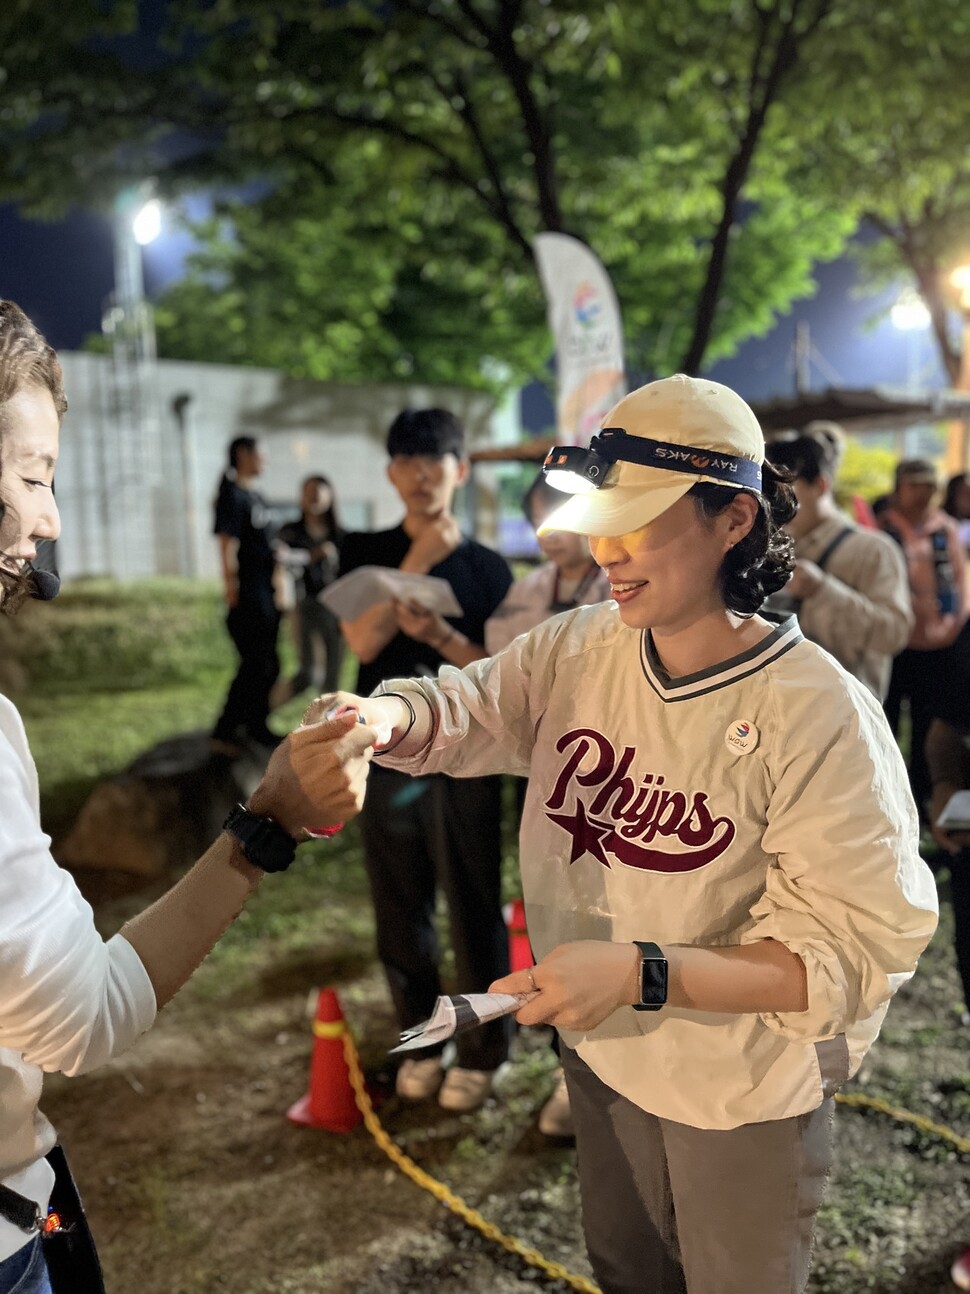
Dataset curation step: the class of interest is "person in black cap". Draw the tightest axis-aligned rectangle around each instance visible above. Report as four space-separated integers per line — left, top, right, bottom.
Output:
338 408 513 1112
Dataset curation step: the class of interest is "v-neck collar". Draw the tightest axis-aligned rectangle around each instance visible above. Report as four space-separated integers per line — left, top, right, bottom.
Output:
639 616 803 703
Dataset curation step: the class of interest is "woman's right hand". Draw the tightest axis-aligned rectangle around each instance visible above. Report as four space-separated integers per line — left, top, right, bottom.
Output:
301 691 408 749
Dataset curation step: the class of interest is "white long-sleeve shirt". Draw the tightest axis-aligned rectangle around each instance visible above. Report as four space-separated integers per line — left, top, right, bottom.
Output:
377 607 938 1130
0 695 156 1260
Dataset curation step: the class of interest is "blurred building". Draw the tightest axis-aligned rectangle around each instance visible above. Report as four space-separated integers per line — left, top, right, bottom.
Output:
55 353 500 583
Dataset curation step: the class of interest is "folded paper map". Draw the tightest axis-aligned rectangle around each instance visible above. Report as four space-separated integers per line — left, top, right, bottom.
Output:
320 566 463 620
937 789 970 833
390 992 536 1054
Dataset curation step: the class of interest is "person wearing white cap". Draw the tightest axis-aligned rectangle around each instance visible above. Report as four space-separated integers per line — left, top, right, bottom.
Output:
332 374 938 1294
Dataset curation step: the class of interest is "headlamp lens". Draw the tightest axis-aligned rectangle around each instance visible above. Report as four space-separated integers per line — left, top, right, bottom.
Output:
545 468 597 494
543 444 611 494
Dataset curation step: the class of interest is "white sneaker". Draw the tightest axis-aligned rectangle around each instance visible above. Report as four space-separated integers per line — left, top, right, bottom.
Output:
438 1067 495 1113
538 1070 574 1138
395 1057 444 1101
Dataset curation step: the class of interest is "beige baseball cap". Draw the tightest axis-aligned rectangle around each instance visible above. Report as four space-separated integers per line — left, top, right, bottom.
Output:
538 374 765 538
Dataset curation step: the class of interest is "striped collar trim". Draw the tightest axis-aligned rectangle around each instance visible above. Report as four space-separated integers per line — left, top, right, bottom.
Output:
639 616 803 703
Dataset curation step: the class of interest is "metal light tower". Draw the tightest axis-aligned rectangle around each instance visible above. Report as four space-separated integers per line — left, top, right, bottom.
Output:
101 184 162 579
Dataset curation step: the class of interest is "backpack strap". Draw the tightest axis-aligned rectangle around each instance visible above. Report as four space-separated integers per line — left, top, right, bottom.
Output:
814 526 853 573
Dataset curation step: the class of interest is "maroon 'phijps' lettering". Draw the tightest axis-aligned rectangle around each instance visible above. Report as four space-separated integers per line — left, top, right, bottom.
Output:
544 728 735 873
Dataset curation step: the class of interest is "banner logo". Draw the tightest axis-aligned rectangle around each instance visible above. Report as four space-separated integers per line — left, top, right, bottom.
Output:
573 281 602 330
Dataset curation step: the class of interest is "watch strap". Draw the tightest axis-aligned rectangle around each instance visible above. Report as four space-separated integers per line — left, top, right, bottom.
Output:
632 940 668 1012
222 803 297 873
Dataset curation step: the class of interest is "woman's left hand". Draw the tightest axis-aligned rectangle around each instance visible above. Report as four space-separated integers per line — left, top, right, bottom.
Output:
490 941 641 1033
393 597 448 646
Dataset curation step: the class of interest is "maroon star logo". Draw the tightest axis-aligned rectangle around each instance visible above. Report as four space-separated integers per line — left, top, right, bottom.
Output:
546 799 613 867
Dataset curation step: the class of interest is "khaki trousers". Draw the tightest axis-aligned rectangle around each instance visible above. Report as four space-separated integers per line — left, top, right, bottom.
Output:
562 1046 834 1294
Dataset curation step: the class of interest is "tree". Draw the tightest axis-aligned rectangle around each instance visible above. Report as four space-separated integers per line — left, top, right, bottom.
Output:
785 0 970 384
153 152 551 389
4 0 968 392
140 0 862 385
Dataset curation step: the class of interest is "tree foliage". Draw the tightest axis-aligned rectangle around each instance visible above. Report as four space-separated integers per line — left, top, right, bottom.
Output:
0 1 141 212
149 0 861 386
784 0 970 382
2 0 969 390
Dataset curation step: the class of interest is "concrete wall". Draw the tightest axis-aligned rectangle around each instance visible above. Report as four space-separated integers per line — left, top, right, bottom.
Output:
55 353 498 582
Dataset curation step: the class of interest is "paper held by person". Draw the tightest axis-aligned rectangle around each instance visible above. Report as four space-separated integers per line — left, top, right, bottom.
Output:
390 992 536 1054
320 566 463 620
937 789 970 833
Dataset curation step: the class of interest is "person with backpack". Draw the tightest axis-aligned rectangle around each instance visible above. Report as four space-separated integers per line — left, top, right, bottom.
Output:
764 429 912 700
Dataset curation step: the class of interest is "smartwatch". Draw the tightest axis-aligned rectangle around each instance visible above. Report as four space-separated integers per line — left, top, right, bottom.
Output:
222 803 297 873
632 941 668 1012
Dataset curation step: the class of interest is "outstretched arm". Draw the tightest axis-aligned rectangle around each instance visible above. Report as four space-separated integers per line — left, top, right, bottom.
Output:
121 712 375 1007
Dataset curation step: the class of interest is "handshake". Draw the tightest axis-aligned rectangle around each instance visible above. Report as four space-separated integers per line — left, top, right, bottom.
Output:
247 691 422 846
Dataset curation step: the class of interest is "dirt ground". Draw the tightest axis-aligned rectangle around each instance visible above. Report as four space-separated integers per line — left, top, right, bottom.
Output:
41 868 969 1294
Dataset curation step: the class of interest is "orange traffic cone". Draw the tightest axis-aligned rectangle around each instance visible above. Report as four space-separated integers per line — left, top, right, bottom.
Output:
286 987 363 1133
504 898 533 973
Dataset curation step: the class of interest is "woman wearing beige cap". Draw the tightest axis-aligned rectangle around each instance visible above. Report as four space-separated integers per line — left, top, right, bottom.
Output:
333 374 937 1294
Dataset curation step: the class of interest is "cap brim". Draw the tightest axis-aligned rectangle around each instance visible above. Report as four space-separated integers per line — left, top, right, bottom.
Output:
537 478 695 537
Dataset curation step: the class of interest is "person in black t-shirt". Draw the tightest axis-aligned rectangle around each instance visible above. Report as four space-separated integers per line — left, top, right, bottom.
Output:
339 408 513 1113
210 436 281 753
273 474 345 706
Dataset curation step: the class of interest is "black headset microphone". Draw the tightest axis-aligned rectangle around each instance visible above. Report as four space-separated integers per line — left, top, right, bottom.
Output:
27 562 61 601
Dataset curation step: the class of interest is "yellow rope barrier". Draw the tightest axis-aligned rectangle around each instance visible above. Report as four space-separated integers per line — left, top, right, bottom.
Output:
340 1032 968 1292
342 1032 601 1293
834 1091 970 1154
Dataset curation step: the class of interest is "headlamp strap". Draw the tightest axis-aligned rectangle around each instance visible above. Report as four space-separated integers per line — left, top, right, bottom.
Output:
594 428 762 492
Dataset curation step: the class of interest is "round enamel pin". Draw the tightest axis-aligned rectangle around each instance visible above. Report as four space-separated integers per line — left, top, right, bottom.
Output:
724 719 759 755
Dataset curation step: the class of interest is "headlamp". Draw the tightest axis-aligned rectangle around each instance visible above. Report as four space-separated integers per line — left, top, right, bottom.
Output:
542 444 611 494
542 428 762 494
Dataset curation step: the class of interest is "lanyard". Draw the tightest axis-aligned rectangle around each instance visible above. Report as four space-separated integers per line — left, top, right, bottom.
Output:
549 562 600 613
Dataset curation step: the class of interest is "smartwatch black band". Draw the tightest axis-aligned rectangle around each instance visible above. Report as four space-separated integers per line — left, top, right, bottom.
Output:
632 940 668 1012
222 803 297 873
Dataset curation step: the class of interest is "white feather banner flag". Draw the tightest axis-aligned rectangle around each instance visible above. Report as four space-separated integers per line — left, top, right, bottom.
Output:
533 232 627 446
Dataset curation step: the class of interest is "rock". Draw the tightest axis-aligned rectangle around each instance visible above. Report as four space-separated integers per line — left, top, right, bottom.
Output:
54 730 267 880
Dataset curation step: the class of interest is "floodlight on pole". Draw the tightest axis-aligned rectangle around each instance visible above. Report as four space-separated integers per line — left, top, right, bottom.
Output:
132 197 162 246
951 264 970 310
889 289 931 394
890 291 930 332
101 182 162 580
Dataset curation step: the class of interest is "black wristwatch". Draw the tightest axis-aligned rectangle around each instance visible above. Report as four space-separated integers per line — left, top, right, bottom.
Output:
632 941 668 1012
222 803 297 873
